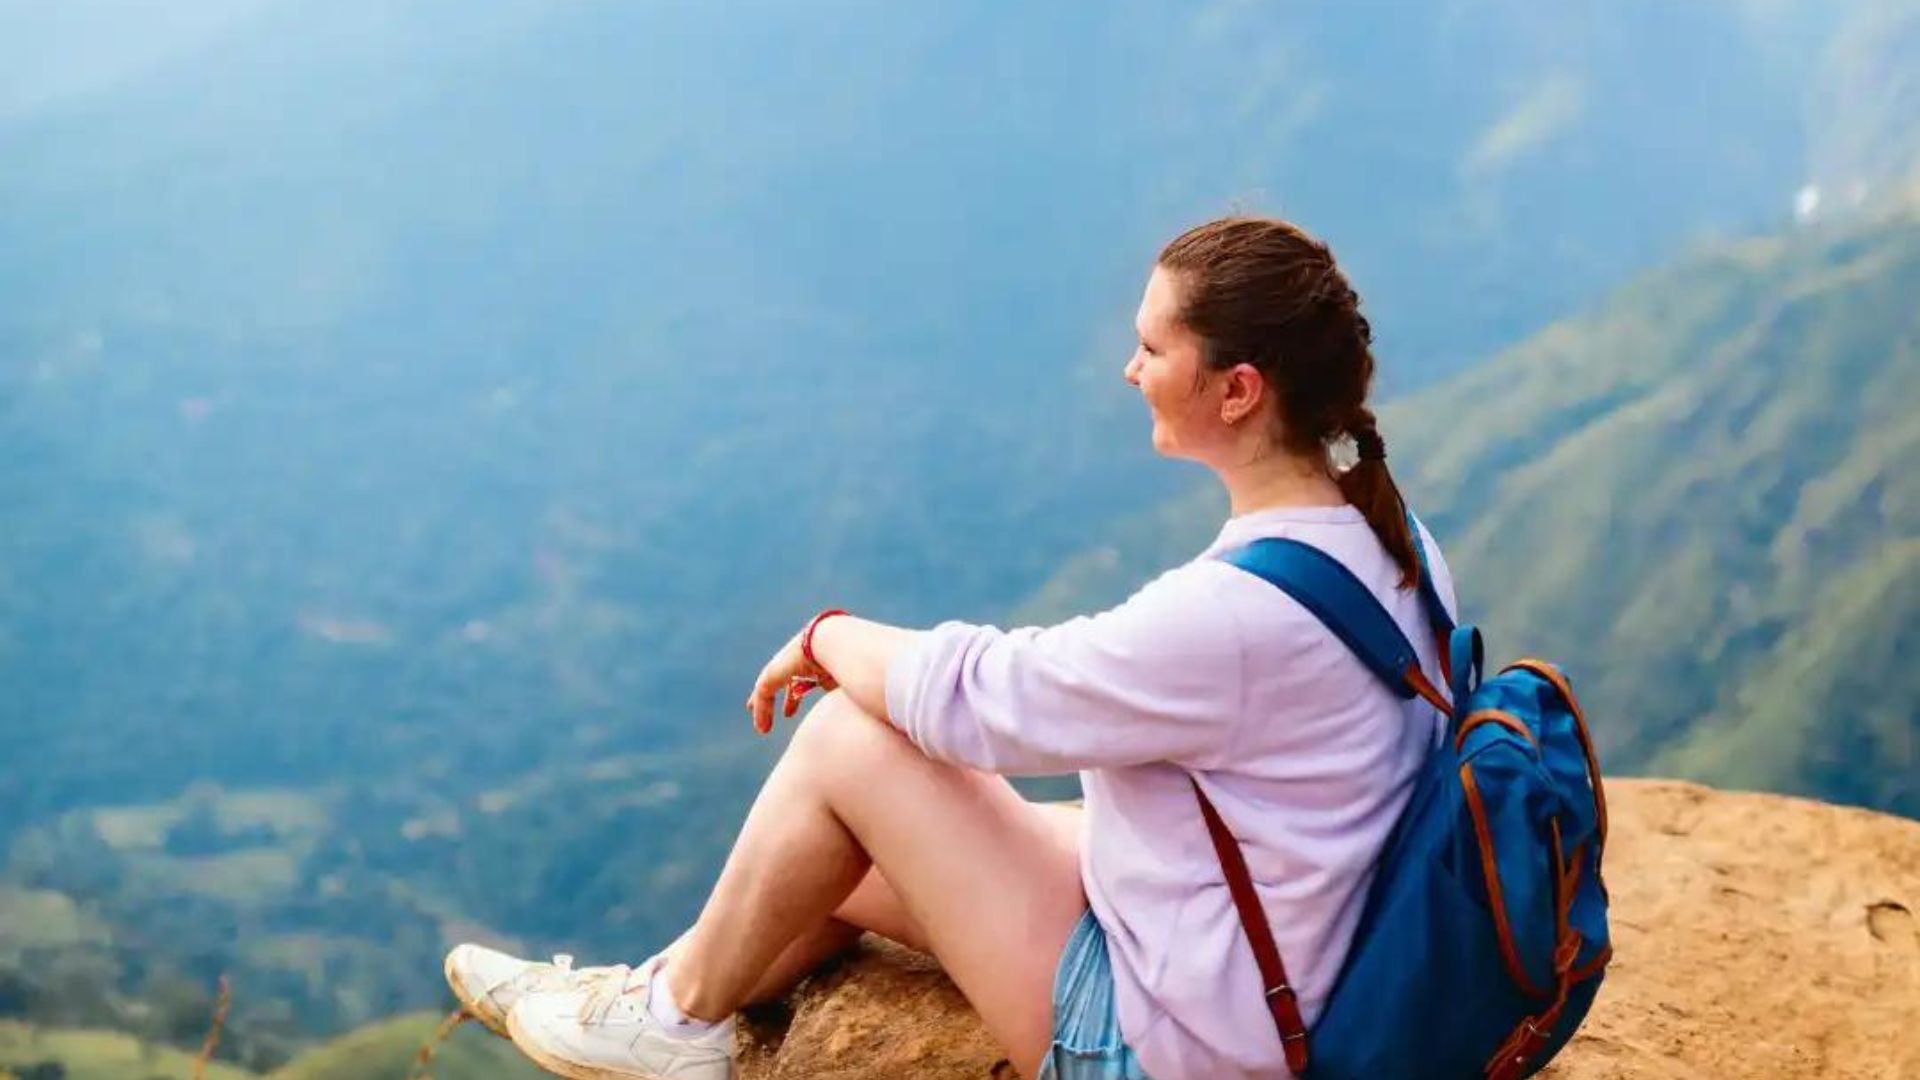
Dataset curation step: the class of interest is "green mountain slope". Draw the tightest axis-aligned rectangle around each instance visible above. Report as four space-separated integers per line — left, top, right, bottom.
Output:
1021 202 1920 817
270 1013 543 1080
0 742 773 1058
0 1020 253 1080
1391 204 1920 814
0 1013 542 1080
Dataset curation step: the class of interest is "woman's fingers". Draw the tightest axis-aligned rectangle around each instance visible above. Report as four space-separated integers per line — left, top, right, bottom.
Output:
746 633 831 734
783 675 817 719
749 671 806 734
748 670 779 734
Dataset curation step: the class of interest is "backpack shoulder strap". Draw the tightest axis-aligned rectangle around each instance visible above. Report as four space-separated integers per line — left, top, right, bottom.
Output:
1216 528 1451 715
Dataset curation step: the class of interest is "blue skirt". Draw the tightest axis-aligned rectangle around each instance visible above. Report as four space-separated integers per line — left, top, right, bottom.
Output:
1037 909 1153 1080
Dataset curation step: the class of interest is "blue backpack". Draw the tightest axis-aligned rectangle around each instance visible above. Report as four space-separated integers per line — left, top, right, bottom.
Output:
1198 513 1611 1079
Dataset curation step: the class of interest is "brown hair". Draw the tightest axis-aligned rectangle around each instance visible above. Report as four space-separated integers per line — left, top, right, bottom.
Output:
1157 216 1419 589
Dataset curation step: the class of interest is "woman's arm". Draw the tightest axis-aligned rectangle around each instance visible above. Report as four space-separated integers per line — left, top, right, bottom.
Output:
881 562 1246 775
808 614 921 719
745 612 923 734
754 562 1241 775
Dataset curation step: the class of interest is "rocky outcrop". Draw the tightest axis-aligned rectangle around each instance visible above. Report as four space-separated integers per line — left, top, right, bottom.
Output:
735 780 1920 1079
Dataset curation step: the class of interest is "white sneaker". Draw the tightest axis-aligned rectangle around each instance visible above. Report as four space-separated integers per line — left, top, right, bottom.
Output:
444 944 619 1037
506 954 735 1080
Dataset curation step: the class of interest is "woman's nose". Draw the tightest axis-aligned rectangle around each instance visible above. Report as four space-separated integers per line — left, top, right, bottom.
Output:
1123 356 1142 385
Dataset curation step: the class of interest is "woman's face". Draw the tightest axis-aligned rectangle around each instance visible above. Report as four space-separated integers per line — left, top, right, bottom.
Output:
1125 265 1249 462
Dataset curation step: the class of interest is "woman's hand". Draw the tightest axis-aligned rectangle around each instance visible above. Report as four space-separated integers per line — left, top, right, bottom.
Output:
746 631 837 735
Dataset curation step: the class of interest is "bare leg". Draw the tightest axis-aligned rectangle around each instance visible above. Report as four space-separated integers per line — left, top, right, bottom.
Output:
659 871 922 1005
665 691 1086 1073
737 801 1080 1004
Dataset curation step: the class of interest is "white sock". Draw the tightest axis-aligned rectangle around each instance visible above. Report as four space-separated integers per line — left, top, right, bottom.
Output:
645 960 731 1039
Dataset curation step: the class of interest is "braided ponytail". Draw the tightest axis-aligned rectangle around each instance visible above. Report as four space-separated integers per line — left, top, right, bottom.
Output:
1336 406 1418 589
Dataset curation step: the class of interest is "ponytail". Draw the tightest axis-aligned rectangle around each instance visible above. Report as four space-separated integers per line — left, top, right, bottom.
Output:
1336 407 1419 590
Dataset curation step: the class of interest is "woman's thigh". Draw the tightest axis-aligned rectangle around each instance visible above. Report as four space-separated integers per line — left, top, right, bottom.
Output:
800 693 1088 1074
836 801 1085 956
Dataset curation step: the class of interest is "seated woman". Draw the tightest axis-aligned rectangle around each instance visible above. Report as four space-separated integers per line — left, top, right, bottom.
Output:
445 216 1457 1080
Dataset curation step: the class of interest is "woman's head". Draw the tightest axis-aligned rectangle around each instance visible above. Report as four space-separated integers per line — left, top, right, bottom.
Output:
1129 216 1418 588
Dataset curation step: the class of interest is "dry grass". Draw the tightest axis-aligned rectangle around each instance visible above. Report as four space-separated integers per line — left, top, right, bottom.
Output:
404 1009 472 1080
191 975 231 1080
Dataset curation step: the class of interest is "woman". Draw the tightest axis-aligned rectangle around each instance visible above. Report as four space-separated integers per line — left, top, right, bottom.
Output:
445 216 1458 1080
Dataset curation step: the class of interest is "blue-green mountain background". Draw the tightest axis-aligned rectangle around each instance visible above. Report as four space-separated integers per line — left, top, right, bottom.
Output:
2 0 1916 1072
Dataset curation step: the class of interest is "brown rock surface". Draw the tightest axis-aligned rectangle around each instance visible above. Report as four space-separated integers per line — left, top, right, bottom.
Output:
735 779 1920 1079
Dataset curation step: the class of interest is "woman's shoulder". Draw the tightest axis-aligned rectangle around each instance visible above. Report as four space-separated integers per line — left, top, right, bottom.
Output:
1090 509 1457 658
1102 557 1249 641
1102 557 1328 672
1197 514 1454 639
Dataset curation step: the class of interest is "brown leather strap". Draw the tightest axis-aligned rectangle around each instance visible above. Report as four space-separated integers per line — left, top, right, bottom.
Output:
1190 777 1311 1075
1484 822 1590 1079
1405 664 1453 717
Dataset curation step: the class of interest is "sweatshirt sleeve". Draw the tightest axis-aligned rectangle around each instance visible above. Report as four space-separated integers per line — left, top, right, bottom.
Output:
882 561 1246 775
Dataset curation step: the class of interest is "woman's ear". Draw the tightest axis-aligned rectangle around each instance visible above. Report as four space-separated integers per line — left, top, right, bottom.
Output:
1220 363 1265 425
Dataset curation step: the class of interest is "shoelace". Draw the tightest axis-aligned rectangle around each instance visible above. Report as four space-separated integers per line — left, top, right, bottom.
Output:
495 951 630 1024
576 956 660 1026
506 953 615 993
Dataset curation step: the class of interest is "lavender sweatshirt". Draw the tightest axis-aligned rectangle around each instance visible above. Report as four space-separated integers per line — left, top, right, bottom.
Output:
884 505 1458 1080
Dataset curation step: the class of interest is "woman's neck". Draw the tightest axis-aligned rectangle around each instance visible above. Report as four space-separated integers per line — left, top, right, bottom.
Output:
1218 450 1347 518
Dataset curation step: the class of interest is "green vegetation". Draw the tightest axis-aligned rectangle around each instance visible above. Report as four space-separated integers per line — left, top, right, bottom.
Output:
0 1013 542 1080
269 1013 544 1080
0 745 773 1068
0 889 109 954
0 1020 253 1080
1392 204 1920 814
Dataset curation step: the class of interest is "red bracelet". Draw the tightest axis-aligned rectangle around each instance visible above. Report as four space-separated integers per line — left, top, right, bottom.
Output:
800 608 850 671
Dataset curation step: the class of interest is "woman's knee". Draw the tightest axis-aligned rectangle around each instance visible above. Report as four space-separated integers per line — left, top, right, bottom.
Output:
786 690 909 777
